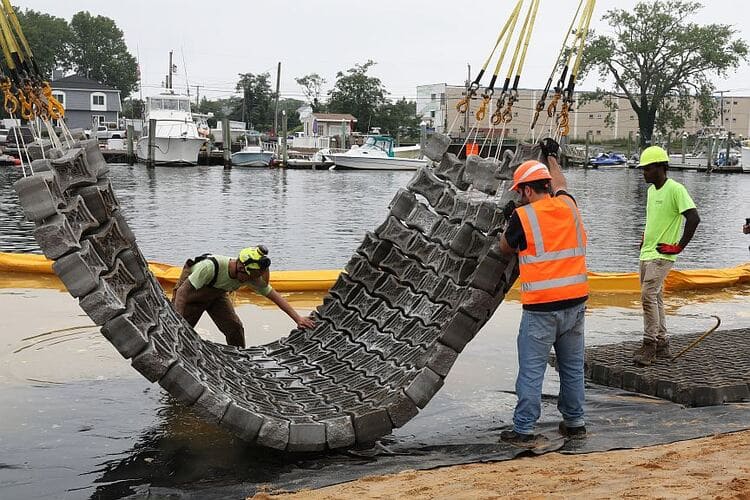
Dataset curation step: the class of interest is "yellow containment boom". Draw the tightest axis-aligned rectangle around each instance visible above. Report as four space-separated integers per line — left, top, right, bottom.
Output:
1 252 748 295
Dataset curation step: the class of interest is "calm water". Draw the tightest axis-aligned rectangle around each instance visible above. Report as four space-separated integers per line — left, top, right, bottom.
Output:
1 164 749 270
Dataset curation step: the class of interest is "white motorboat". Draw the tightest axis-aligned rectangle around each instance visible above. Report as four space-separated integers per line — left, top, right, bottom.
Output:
231 133 275 167
327 136 428 171
136 93 207 166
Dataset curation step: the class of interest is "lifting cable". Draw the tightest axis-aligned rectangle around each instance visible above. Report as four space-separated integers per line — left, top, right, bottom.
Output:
553 0 596 140
0 0 67 176
529 0 586 137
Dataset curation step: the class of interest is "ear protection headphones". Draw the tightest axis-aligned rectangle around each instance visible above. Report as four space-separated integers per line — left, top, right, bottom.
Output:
238 245 271 271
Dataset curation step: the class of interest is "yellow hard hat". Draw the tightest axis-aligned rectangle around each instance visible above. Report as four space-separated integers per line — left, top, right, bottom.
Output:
238 245 270 272
638 146 669 167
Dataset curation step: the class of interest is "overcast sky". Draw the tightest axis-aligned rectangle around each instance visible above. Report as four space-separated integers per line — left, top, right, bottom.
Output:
13 0 750 101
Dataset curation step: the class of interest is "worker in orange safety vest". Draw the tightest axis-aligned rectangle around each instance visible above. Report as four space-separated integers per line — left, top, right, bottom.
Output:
498 137 589 446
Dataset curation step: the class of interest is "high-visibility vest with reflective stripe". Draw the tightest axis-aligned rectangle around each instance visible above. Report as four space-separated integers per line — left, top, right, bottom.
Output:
516 195 589 305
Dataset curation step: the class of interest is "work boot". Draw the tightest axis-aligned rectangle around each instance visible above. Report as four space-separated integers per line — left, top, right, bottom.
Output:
559 421 587 439
500 429 537 446
656 338 671 358
633 340 657 366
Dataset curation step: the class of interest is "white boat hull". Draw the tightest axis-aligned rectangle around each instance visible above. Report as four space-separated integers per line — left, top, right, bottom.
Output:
136 137 206 165
328 154 428 171
231 151 274 167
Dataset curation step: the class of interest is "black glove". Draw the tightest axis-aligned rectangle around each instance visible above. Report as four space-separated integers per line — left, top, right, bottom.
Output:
539 137 560 158
503 200 517 221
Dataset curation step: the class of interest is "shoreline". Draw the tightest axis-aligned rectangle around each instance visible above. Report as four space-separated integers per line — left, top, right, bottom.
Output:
265 430 750 499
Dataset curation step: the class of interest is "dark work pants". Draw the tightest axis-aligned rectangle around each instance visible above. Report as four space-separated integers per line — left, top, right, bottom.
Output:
172 267 245 348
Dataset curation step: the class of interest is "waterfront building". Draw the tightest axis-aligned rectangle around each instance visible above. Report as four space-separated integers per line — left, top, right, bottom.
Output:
51 74 123 131
417 84 750 142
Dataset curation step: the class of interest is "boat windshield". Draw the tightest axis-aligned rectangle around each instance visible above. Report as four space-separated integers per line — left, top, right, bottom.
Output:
365 136 393 155
149 97 191 113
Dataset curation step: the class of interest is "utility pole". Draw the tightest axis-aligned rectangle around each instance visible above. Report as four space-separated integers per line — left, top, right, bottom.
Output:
718 89 725 128
194 85 201 106
464 63 471 141
274 62 281 137
168 50 173 89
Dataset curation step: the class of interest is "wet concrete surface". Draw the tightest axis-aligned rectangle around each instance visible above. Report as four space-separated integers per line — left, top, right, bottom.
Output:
1 285 749 499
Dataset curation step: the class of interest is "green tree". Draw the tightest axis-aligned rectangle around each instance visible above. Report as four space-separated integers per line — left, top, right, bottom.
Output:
583 0 748 146
295 73 326 112
15 9 72 78
278 97 305 131
121 98 144 119
235 72 274 132
68 11 139 98
328 60 388 133
374 98 420 139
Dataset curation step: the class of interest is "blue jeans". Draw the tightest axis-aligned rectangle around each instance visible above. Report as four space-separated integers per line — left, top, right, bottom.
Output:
513 303 586 435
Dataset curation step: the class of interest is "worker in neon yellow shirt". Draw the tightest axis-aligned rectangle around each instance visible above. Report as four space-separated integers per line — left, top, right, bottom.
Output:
633 146 700 366
172 246 315 348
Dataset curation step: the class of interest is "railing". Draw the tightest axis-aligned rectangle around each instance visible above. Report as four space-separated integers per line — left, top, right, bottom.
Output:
290 136 332 149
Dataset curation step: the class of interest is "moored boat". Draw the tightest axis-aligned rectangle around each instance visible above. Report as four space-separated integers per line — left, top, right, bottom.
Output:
327 136 428 171
135 93 206 166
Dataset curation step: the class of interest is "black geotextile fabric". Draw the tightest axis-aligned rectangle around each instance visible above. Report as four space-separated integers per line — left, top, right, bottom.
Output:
99 384 750 498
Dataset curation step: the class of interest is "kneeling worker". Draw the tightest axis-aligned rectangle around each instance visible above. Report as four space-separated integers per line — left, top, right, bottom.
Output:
173 246 315 348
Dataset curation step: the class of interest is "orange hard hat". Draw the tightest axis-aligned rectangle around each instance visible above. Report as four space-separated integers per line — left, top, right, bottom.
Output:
509 160 552 191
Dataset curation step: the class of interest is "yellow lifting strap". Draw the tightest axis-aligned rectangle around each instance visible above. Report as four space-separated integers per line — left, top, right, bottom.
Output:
458 0 524 115
0 5 23 66
475 0 524 121
532 0 585 129
2 0 34 63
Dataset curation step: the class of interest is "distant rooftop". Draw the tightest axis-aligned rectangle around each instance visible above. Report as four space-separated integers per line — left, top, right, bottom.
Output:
312 113 358 122
51 74 118 92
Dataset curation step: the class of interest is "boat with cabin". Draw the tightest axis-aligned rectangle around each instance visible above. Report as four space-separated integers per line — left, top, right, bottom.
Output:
231 133 276 167
135 92 207 166
327 135 428 171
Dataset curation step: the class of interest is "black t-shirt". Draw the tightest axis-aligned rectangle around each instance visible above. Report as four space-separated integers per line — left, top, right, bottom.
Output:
505 191 588 311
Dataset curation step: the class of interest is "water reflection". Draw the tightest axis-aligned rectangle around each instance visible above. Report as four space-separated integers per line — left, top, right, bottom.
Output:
1 165 748 270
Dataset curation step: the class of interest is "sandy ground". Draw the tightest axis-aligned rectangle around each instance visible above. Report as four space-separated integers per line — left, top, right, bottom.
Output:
263 430 750 499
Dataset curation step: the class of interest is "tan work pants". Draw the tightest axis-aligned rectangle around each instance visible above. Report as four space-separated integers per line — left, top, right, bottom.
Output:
639 258 674 343
172 264 245 348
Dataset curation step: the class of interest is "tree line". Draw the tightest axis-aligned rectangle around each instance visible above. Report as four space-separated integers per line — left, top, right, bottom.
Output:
194 60 420 139
17 9 139 98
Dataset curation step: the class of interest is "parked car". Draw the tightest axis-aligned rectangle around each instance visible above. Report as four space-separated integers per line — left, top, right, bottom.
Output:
3 126 35 157
95 122 126 140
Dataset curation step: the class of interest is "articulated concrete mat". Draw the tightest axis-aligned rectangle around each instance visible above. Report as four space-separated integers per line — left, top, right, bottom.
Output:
13 137 539 451
580 327 750 406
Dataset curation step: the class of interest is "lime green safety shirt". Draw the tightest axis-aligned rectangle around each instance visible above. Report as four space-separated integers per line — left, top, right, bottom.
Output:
640 178 696 262
187 255 273 296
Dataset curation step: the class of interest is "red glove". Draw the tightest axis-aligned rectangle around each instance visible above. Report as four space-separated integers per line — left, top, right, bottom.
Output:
656 243 683 255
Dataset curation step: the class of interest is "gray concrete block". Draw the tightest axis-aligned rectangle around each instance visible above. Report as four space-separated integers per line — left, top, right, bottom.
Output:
158 362 206 405
51 147 97 192
100 299 153 359
119 249 149 286
422 133 451 162
375 216 414 249
79 138 108 176
33 213 82 259
404 367 443 408
78 260 138 325
407 166 446 207
77 179 119 224
460 288 502 322
470 254 506 293
220 402 264 441
405 203 441 235
53 240 107 297
426 342 459 377
385 391 420 428
13 172 65 222
353 408 393 445
287 422 327 452
61 195 99 238
256 417 290 450
31 159 52 172
435 153 467 188
465 156 501 195
439 310 480 352
88 216 136 268
388 188 418 220
324 415 356 449
131 337 177 382
192 388 232 424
